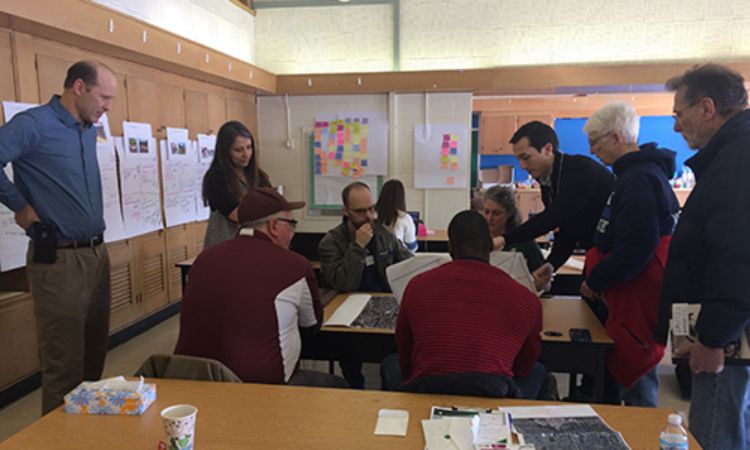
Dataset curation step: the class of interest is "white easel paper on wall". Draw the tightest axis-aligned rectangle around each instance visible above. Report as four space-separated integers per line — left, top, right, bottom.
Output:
119 122 163 237
0 101 38 271
160 139 199 227
195 134 216 220
413 123 469 189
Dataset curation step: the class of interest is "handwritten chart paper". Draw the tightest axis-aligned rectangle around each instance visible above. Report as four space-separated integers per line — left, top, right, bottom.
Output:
118 133 163 237
195 134 215 220
414 123 469 189
98 138 127 243
160 139 199 227
0 102 38 271
313 113 387 178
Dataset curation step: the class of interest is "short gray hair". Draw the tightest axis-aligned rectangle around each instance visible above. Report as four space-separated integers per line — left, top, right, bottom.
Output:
583 101 640 144
240 211 286 231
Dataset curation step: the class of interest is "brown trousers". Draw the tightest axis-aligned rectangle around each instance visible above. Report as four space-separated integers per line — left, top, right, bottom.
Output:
26 243 111 414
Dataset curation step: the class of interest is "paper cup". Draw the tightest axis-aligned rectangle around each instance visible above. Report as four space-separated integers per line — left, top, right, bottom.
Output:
161 404 198 450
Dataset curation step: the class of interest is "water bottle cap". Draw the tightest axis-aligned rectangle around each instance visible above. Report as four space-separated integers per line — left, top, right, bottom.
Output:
668 413 682 425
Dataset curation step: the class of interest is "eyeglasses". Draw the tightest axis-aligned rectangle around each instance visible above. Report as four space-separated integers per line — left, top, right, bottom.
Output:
588 131 612 149
276 218 298 230
673 100 701 121
348 205 375 215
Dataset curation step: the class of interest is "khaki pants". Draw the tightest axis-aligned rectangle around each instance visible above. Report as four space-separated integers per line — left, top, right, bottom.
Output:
26 243 111 414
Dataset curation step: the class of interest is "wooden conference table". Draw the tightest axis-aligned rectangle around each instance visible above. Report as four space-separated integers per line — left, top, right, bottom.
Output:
0 379 699 450
301 293 613 402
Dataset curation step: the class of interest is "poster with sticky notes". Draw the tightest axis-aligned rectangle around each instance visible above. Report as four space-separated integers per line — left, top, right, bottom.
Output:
414 123 469 189
312 113 387 178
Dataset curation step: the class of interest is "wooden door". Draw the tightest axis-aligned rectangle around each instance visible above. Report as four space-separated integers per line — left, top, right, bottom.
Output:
480 115 516 155
135 230 169 315
192 221 208 256
207 93 226 135
106 240 141 332
165 224 193 302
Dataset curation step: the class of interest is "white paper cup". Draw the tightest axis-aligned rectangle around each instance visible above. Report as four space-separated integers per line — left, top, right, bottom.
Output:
161 404 198 450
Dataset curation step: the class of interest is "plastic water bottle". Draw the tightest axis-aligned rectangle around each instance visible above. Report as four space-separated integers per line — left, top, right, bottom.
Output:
660 413 688 449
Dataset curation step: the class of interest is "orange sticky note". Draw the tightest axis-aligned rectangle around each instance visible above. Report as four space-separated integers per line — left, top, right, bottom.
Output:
447 176 455 185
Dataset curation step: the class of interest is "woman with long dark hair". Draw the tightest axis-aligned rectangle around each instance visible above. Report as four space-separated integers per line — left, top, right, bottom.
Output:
202 120 271 248
375 179 417 253
482 185 544 273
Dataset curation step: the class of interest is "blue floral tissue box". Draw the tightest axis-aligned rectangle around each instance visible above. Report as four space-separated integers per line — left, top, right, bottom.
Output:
64 376 156 415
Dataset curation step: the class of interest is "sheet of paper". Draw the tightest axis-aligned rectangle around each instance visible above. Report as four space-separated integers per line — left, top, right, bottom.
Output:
160 139 199 227
2 101 38 122
166 127 190 161
117 136 163 237
386 253 451 303
374 409 409 436
489 251 536 293
195 135 214 220
414 123 469 189
422 417 475 450
503 404 597 419
323 294 371 326
541 249 584 271
98 139 127 243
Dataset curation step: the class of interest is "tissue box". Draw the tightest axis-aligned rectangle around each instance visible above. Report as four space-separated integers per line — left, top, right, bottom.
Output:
64 377 156 415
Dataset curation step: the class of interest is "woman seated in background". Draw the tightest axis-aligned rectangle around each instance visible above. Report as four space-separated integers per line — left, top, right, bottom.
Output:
375 179 417 253
202 120 271 249
482 185 544 273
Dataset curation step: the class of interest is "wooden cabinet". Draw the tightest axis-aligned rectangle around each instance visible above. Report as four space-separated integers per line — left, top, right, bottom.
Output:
107 240 141 331
126 75 186 139
165 224 195 302
185 90 227 138
0 293 39 389
135 231 170 315
479 114 556 155
516 189 544 222
479 115 516 155
193 221 208 255
0 30 16 115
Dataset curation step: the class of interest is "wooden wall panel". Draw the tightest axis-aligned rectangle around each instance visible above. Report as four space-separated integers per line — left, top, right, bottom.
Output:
0 30 16 117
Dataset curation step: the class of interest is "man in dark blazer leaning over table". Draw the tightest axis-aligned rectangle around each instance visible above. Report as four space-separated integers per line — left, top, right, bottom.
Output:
656 63 750 450
319 181 412 388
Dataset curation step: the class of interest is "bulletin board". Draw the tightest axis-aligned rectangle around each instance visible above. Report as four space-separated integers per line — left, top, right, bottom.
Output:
308 132 382 209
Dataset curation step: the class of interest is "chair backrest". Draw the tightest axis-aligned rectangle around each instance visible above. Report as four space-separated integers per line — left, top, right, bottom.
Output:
399 372 520 398
135 354 242 383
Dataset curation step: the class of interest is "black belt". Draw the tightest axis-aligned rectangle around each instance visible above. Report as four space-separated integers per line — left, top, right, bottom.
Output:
56 234 104 249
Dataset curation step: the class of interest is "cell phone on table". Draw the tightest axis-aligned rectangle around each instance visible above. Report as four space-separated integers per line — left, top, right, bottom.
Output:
569 328 592 343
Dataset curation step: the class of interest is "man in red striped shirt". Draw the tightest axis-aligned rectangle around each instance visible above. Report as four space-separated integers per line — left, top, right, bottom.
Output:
394 210 545 398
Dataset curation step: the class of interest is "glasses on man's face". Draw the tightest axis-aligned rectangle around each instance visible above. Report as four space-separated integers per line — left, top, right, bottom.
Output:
673 99 701 121
276 218 298 230
588 131 612 149
348 205 375 215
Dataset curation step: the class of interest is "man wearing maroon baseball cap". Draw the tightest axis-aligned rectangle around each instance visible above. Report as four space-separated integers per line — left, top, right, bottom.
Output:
175 188 347 388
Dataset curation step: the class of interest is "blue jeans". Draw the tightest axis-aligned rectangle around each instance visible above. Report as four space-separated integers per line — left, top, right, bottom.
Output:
620 366 659 407
514 362 548 400
689 366 750 450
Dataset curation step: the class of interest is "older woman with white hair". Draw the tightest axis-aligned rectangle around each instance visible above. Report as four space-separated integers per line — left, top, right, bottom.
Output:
581 101 680 407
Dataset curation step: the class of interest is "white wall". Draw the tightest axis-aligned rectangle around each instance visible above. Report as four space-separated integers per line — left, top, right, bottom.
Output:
255 4 393 74
258 92 472 232
93 0 256 64
255 0 750 74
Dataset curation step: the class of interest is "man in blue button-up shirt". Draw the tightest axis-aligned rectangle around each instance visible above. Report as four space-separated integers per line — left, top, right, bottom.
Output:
0 60 117 414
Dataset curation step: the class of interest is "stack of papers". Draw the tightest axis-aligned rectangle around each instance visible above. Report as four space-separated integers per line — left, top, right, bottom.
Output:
422 407 515 450
323 294 399 329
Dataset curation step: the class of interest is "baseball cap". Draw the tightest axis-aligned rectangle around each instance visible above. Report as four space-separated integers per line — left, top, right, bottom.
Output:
237 188 305 223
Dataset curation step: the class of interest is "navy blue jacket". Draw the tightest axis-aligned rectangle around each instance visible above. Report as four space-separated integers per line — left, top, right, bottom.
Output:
586 144 679 292
657 109 750 347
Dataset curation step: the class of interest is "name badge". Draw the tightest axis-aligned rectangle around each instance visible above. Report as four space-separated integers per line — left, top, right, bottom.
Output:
365 255 375 266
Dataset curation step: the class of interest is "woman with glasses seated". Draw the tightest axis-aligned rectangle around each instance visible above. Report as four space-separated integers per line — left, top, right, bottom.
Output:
482 185 544 274
202 120 271 249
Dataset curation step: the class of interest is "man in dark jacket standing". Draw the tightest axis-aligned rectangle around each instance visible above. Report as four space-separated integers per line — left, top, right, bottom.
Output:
503 121 614 292
658 64 750 450
581 101 679 407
